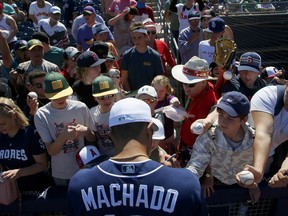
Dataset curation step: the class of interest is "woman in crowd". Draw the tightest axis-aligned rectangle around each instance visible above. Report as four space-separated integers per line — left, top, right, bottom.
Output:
0 97 49 193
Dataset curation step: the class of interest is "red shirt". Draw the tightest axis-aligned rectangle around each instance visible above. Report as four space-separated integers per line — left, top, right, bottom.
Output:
136 5 154 21
153 40 176 76
180 82 217 147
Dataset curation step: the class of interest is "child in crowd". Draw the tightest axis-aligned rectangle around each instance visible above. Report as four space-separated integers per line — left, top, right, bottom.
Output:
151 75 180 154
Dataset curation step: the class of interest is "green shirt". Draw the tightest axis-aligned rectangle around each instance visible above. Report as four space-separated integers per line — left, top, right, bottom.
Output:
165 0 185 31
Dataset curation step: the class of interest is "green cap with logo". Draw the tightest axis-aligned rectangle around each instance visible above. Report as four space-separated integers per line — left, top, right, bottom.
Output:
26 39 44 50
92 75 118 97
44 72 73 100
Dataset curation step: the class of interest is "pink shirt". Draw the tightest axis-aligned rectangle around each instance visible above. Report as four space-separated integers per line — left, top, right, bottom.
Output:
108 0 137 13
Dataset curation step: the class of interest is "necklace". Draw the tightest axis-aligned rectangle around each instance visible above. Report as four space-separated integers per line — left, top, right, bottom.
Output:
110 154 149 161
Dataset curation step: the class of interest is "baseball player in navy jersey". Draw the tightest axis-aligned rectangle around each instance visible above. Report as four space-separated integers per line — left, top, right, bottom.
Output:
67 98 208 216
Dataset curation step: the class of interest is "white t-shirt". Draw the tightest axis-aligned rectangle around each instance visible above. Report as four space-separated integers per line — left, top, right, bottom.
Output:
35 100 96 179
38 18 68 46
177 3 199 33
198 39 215 65
250 85 288 156
29 1 52 27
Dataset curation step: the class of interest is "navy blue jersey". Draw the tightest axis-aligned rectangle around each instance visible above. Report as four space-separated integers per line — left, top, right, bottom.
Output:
68 159 208 216
0 125 48 191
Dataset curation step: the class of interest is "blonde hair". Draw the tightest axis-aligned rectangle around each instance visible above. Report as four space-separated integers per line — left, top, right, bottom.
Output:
151 75 174 95
76 67 88 80
0 97 29 128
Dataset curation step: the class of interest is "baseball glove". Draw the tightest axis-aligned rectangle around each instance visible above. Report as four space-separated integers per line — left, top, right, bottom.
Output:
214 38 237 70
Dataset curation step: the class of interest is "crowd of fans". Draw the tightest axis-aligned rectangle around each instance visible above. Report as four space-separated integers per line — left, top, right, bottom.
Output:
0 0 288 214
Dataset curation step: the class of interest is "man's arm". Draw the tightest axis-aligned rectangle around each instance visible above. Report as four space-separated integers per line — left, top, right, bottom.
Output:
250 111 274 183
6 15 18 42
0 32 12 69
121 69 130 91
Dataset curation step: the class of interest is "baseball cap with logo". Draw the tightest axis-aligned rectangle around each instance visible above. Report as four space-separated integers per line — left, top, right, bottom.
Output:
64 46 81 59
77 51 106 68
188 12 200 20
44 72 73 100
26 39 43 50
83 6 95 14
92 75 118 97
50 6 61 14
261 66 278 79
75 146 108 169
215 91 250 117
109 98 159 131
238 52 261 73
206 17 225 33
92 23 109 35
13 40 27 51
136 85 157 98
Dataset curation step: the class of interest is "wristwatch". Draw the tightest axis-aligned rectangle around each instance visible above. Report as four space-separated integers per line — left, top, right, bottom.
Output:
205 173 211 178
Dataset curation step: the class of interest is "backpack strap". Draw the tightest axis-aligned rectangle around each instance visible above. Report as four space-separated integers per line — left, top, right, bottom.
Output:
274 85 285 116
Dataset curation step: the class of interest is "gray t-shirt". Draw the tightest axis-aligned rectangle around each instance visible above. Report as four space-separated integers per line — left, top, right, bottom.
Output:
35 100 96 179
90 105 115 157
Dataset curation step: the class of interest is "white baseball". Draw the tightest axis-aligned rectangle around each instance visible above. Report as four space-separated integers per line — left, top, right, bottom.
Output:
191 122 204 135
239 170 254 185
223 71 233 80
1 30 9 39
28 92 38 99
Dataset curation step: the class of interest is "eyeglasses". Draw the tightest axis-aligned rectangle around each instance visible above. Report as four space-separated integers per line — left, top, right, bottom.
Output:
112 76 120 79
33 83 43 89
142 98 156 104
147 31 156 35
97 94 115 100
183 83 196 88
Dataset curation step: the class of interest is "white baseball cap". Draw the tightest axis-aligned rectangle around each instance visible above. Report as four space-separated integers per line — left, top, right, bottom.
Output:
50 6 61 14
152 118 165 140
109 98 159 131
136 85 157 98
75 146 107 168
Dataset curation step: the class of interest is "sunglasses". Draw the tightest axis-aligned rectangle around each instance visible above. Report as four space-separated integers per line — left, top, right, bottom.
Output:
33 83 43 89
183 83 196 88
112 76 120 79
97 94 114 100
147 31 156 35
83 13 92 16
142 98 156 104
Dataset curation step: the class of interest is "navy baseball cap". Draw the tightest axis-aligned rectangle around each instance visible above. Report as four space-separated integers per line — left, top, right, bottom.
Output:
13 40 27 51
206 17 225 33
77 51 106 68
216 91 250 117
92 23 109 35
238 52 261 73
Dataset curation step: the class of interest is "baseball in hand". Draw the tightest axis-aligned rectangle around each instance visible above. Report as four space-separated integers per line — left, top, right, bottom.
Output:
239 170 254 185
223 71 233 80
28 92 38 99
191 122 204 135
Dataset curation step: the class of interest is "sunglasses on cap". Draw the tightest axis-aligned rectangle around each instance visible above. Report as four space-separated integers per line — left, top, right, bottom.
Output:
33 83 44 89
97 94 115 100
147 31 156 35
183 83 197 88
142 98 156 105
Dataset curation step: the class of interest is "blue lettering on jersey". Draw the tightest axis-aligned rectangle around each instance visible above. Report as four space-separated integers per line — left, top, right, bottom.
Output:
80 183 179 213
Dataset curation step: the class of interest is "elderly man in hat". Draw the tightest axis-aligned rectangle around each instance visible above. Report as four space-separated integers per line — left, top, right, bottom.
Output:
172 56 217 166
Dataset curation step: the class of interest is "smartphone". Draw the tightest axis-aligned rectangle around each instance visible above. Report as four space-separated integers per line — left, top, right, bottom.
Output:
16 68 25 74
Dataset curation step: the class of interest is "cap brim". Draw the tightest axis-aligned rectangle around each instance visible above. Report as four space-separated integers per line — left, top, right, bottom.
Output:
238 65 259 73
188 17 200 20
90 58 106 67
28 44 43 50
93 88 119 97
215 103 238 117
172 65 214 84
45 86 73 100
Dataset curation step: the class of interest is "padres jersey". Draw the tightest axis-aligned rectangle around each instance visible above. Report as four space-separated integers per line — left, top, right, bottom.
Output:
68 159 207 216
